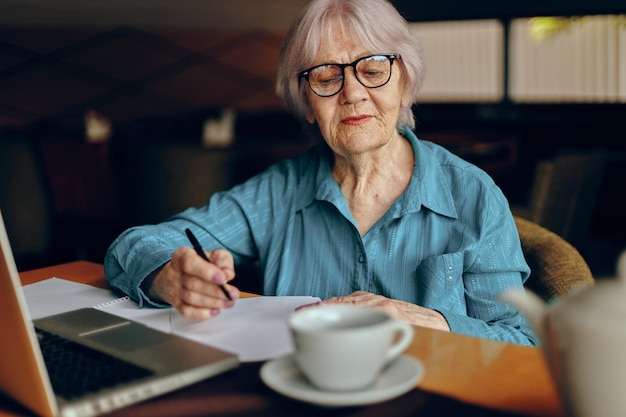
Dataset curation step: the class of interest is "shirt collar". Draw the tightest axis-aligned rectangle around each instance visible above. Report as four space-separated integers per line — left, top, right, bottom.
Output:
296 127 458 220
400 126 458 219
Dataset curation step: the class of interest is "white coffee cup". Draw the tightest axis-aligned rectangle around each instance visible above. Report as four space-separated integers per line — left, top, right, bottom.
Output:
288 304 414 391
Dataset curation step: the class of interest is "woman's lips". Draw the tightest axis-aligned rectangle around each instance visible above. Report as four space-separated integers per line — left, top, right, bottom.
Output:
342 115 371 126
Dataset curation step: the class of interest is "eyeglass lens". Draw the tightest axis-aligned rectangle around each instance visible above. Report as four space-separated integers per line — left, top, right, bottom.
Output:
306 55 393 97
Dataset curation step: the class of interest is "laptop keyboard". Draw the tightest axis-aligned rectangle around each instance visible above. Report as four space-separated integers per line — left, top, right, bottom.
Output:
36 328 154 400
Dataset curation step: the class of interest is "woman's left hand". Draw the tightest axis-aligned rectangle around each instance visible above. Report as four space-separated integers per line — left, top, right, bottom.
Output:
321 291 451 332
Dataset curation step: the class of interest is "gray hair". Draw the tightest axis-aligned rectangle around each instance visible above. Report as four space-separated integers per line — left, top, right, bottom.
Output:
276 0 424 130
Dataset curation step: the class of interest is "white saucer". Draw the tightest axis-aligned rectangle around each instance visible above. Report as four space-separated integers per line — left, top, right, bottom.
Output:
260 354 424 407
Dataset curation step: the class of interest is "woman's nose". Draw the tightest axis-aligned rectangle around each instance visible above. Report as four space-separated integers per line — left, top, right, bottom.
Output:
340 68 368 102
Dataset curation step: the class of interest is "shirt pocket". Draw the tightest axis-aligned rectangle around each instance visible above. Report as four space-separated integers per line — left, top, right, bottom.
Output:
416 252 466 312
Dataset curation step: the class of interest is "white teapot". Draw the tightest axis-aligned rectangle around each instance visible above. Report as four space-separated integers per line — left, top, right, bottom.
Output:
501 251 626 417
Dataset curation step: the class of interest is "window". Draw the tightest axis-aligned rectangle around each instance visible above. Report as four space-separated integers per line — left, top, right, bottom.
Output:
409 16 626 103
409 20 504 102
509 15 626 103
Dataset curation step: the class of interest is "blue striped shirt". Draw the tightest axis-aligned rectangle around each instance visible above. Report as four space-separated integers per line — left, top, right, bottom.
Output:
105 126 536 346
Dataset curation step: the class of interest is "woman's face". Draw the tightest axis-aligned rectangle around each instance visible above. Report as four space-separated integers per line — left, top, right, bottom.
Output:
304 28 410 159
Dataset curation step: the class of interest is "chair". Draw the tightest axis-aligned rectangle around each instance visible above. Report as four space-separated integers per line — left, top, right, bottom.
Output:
514 215 595 302
512 151 606 250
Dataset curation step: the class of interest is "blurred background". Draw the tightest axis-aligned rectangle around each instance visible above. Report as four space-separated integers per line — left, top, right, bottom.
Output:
1 0 625 277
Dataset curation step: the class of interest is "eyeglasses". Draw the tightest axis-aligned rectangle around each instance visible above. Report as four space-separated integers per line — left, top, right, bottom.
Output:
298 53 399 97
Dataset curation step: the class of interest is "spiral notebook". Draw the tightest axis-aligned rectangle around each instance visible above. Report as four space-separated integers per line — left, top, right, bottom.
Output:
24 277 320 362
0 210 239 417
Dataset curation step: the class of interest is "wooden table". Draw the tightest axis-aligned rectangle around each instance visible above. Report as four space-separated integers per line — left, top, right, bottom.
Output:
3 261 564 417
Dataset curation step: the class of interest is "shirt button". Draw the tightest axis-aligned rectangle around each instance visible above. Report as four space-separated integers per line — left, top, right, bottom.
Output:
358 255 365 263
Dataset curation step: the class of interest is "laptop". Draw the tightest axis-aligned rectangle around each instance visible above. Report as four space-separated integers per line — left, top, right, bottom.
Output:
0 210 239 417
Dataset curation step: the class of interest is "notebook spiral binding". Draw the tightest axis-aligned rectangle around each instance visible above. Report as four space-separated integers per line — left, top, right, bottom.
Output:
93 296 131 310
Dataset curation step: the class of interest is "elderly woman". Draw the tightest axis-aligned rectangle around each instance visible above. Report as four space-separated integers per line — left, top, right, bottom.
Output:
104 0 536 346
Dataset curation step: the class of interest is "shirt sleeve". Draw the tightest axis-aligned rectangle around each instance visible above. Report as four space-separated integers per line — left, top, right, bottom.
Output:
439 182 536 346
103 188 257 307
103 155 296 307
104 223 196 308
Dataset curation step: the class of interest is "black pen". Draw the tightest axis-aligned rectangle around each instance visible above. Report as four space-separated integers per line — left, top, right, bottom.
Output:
184 228 232 300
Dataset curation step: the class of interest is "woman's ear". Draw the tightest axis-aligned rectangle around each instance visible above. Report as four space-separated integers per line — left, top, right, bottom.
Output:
302 91 316 123
397 64 414 108
305 109 316 124
401 90 412 108
399 78 413 108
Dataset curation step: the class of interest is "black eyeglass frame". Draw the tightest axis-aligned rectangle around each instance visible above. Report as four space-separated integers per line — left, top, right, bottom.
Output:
298 53 399 97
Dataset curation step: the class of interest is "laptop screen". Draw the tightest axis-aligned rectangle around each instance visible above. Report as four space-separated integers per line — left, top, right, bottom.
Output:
0 209 59 417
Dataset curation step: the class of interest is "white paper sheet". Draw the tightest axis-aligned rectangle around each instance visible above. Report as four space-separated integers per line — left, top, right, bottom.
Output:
23 278 319 362
23 278 119 320
170 296 313 361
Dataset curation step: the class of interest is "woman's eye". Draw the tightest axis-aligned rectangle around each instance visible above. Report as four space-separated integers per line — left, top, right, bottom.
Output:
318 77 340 86
363 69 382 77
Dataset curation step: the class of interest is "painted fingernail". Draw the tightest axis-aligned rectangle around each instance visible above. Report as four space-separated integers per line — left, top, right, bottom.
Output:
212 272 224 284
210 308 221 317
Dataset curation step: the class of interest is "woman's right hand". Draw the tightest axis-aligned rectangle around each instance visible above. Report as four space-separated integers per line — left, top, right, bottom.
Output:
142 246 240 320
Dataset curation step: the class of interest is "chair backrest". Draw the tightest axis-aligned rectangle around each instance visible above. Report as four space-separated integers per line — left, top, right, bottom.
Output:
514 215 595 302
516 151 606 249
